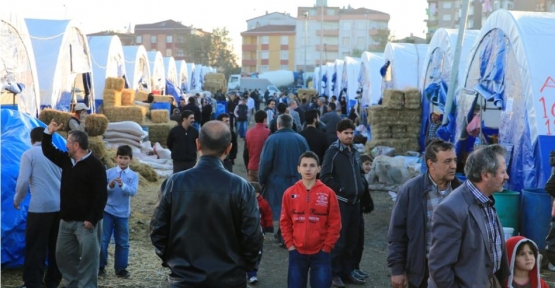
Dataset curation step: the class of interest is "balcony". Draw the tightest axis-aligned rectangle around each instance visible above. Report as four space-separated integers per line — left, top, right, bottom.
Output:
316 30 339 36
242 44 257 52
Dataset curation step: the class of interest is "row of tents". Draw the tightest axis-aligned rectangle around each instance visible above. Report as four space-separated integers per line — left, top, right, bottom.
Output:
313 9 555 193
0 12 216 116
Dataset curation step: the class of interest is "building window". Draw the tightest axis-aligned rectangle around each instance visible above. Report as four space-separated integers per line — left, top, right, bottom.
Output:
177 49 184 56
443 1 452 9
357 37 365 48
261 36 269 44
327 9 335 15
323 22 339 30
280 51 289 60
442 14 452 21
136 35 142 43
280 65 289 70
260 65 269 72
261 51 269 59
358 21 365 30
166 35 173 43
281 36 288 45
151 35 157 43
166 49 172 56
342 22 351 30
342 37 350 46
323 37 338 45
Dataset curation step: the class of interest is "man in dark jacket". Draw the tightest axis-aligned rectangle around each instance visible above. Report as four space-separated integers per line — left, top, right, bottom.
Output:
321 119 366 287
42 121 107 288
269 103 297 133
387 140 461 288
319 102 342 145
150 120 263 288
183 96 201 130
299 109 328 163
167 110 199 173
216 113 237 172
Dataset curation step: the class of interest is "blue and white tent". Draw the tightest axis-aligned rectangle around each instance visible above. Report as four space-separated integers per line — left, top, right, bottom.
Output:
191 64 203 92
359 52 384 106
333 59 344 98
186 62 195 93
457 9 555 191
341 56 361 110
122 45 150 92
0 12 40 116
26 19 94 112
176 59 189 94
88 35 126 109
313 66 320 91
381 43 428 95
163 56 179 100
325 62 334 98
419 28 479 150
147 51 165 93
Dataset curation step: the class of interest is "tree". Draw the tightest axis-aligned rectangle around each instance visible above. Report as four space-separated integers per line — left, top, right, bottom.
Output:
370 29 390 52
176 32 210 65
350 48 364 58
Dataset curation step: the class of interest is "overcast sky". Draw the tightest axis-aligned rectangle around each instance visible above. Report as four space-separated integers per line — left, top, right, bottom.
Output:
11 0 427 57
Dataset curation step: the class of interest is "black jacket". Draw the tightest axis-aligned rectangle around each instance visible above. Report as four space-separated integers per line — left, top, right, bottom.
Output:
299 126 328 163
150 156 263 287
321 140 365 204
182 103 202 123
166 125 198 162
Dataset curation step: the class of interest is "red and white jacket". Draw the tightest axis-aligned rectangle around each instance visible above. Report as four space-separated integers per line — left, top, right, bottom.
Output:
280 180 341 254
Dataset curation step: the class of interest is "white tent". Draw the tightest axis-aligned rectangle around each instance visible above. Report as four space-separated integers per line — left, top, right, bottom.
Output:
360 52 384 106
176 60 189 94
88 35 126 108
191 64 203 91
333 59 344 98
147 51 165 93
313 66 320 91
0 12 40 116
164 56 178 86
382 43 428 93
186 62 195 92
325 62 334 98
122 45 150 92
341 56 361 109
26 19 94 112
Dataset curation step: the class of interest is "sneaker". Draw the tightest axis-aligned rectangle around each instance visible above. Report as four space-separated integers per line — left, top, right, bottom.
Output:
549 263 555 272
353 269 369 279
116 269 130 279
331 276 346 288
248 276 259 284
98 268 107 277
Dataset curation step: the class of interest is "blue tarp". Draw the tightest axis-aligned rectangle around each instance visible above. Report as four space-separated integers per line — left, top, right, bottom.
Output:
165 79 180 103
1 109 67 268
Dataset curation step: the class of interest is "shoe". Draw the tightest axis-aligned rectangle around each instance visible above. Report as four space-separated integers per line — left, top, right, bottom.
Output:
345 272 366 285
248 276 258 284
549 263 555 272
98 267 107 277
353 269 369 279
116 269 130 279
331 276 346 287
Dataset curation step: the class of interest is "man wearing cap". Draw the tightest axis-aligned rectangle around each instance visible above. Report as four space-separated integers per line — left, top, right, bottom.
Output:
426 112 442 145
68 103 89 132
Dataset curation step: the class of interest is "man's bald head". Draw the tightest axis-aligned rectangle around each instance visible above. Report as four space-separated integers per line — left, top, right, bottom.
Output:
199 120 231 156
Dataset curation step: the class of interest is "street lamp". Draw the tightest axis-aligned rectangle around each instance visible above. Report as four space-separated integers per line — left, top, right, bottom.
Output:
304 11 308 74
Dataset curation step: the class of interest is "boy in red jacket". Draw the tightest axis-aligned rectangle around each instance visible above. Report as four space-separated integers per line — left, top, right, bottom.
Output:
280 151 341 288
246 182 273 284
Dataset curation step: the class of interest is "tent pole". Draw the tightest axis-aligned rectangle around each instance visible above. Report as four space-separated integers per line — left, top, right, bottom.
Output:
442 0 471 125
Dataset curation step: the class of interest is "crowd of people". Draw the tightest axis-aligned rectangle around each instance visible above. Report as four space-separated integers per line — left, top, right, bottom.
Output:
12 87 555 288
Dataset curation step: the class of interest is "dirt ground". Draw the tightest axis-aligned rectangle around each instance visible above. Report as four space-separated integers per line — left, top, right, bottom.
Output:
3 121 555 287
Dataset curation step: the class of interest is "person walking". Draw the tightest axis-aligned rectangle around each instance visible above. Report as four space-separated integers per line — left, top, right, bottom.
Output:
216 113 238 172
167 110 199 173
150 120 263 287
299 109 328 163
244 110 270 182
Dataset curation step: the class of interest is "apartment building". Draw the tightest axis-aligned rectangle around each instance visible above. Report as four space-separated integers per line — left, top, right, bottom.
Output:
427 0 549 39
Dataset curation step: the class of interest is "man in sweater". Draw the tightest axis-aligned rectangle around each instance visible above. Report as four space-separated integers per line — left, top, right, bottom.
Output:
167 110 199 173
14 127 62 288
244 111 270 182
42 120 108 288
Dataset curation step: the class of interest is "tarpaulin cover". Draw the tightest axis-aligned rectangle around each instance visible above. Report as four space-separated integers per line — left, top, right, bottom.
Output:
191 64 203 92
164 56 178 86
333 59 344 98
1 109 66 268
147 51 165 93
88 36 126 102
313 67 320 91
325 62 334 98
186 63 195 93
176 60 188 94
341 57 361 111
319 65 328 96
165 79 179 102
122 45 151 92
382 43 428 95
359 52 384 106
457 10 555 191
0 12 40 117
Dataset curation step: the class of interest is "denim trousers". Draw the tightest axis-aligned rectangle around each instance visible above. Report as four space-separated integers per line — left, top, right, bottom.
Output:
100 211 130 272
236 121 248 138
288 249 331 288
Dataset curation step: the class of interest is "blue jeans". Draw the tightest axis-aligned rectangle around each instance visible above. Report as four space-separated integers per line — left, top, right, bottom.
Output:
288 250 331 288
236 121 247 138
100 212 129 272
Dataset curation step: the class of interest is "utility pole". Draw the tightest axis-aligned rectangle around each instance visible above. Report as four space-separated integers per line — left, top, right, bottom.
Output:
304 11 308 74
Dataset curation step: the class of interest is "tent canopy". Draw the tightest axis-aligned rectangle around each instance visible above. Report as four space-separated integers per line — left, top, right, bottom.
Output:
333 59 344 98
122 45 151 92
147 51 165 93
382 43 428 93
0 12 40 116
176 60 188 94
360 52 384 106
186 62 195 93
191 64 203 92
164 56 178 85
341 56 361 110
26 19 93 112
88 35 126 101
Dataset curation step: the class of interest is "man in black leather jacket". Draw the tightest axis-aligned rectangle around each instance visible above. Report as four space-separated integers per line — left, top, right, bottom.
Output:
150 120 263 288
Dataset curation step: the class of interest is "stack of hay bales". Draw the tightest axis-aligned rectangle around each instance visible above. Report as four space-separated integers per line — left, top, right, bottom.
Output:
85 114 109 159
203 73 226 94
135 91 149 102
366 88 422 155
102 77 144 124
142 122 171 147
39 109 73 131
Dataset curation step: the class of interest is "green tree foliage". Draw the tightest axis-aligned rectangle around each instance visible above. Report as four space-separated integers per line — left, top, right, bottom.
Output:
370 29 390 52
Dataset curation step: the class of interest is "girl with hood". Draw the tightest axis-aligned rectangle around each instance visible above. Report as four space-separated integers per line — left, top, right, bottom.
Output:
505 236 549 288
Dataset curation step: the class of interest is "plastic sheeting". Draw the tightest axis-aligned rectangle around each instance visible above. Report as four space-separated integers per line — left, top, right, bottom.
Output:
458 10 555 191
333 59 344 98
186 62 195 93
191 64 202 92
1 109 67 268
88 35 126 102
0 12 40 117
319 65 328 96
313 67 320 91
26 19 93 112
419 29 479 150
122 45 151 92
176 60 188 94
359 52 384 106
147 51 165 93
164 56 178 85
382 43 428 94
341 57 361 110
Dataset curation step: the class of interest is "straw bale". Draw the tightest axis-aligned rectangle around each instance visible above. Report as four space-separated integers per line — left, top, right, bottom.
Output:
136 91 149 102
106 77 125 91
151 110 169 124
88 136 107 159
121 89 136 106
370 124 391 140
153 95 174 103
365 138 420 156
143 122 173 147
85 114 109 137
130 159 158 182
390 124 407 138
103 106 144 124
383 89 405 109
406 124 421 137
404 88 421 109
103 89 122 107
367 105 390 125
101 149 116 169
39 109 73 132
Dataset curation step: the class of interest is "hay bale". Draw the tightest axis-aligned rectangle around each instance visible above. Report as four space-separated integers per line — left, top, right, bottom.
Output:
406 123 421 137
153 95 174 103
367 106 390 125
130 159 158 182
85 114 109 137
151 110 169 123
383 89 405 109
370 124 391 140
103 89 122 107
404 88 421 109
106 77 125 91
136 91 149 102
39 109 73 132
391 124 407 137
103 106 144 124
121 89 136 106
102 149 117 168
143 122 173 147
88 136 107 159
